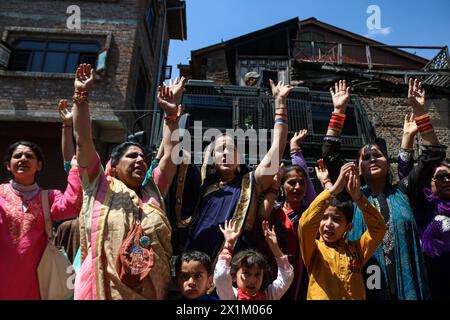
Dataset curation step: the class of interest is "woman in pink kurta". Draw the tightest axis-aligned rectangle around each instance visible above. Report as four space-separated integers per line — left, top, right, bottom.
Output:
0 141 82 300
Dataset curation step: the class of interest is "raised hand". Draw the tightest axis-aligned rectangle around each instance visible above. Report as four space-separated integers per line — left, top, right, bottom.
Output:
330 80 351 114
219 220 242 248
345 167 362 201
58 99 73 125
169 77 186 104
290 129 307 150
262 220 278 246
270 79 293 101
315 159 330 187
74 63 95 93
403 112 418 137
157 82 183 117
262 220 283 258
328 162 354 196
408 78 426 115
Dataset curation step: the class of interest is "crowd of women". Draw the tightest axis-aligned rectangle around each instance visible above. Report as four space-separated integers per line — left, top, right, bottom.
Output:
0 63 448 300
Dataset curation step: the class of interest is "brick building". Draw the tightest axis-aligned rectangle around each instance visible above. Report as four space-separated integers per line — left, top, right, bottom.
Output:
179 17 450 175
0 0 187 189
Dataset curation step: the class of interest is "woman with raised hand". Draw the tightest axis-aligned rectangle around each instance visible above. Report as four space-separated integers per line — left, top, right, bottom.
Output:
0 139 82 299
322 79 446 300
72 63 184 300
52 99 81 264
397 112 418 180
259 129 317 300
183 80 293 263
397 99 450 299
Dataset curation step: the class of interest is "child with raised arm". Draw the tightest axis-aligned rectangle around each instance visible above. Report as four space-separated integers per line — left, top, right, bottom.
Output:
299 161 386 300
214 220 294 300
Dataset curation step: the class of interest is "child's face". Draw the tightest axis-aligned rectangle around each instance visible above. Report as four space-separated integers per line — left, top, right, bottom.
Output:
319 206 353 244
235 265 264 295
177 260 212 300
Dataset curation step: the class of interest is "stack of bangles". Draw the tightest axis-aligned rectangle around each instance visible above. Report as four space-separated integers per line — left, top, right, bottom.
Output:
221 245 233 256
328 112 346 134
72 90 88 104
165 114 179 124
415 114 434 134
275 109 288 126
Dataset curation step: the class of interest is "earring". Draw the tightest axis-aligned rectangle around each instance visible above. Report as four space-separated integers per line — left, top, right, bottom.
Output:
343 231 349 245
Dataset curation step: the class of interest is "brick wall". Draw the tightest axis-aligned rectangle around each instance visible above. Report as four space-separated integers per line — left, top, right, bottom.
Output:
0 0 172 187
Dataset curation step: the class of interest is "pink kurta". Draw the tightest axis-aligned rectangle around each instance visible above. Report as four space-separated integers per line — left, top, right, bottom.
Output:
0 167 82 300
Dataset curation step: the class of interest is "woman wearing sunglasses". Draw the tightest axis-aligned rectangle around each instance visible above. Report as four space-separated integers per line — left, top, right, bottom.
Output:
398 110 450 300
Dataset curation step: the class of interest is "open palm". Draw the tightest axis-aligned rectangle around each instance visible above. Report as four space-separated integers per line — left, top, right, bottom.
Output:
158 83 181 116
403 112 418 136
170 77 186 104
290 129 307 149
219 220 241 245
58 99 73 124
330 80 350 113
74 63 95 92
270 79 293 100
408 78 425 111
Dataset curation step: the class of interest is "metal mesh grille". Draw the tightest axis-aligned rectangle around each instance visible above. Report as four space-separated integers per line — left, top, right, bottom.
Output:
181 82 373 162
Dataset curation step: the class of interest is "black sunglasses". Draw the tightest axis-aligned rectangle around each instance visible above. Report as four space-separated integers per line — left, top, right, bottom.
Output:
433 172 450 182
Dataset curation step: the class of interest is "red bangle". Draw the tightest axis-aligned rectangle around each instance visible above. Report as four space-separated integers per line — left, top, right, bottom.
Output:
165 115 179 124
221 248 233 256
223 245 233 252
328 120 343 129
275 113 288 118
62 124 72 128
331 112 346 120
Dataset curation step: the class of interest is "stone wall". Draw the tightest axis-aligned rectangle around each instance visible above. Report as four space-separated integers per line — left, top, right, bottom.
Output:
359 95 450 180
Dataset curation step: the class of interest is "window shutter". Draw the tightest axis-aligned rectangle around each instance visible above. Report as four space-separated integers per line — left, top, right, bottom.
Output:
0 42 12 68
96 50 107 72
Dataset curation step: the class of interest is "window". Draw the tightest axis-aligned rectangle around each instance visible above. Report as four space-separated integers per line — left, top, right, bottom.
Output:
146 1 155 36
0 42 11 68
238 57 288 86
9 40 100 73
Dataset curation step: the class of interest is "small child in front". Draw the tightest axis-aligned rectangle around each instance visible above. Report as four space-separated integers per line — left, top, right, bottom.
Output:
175 250 217 300
299 162 386 300
214 220 294 300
